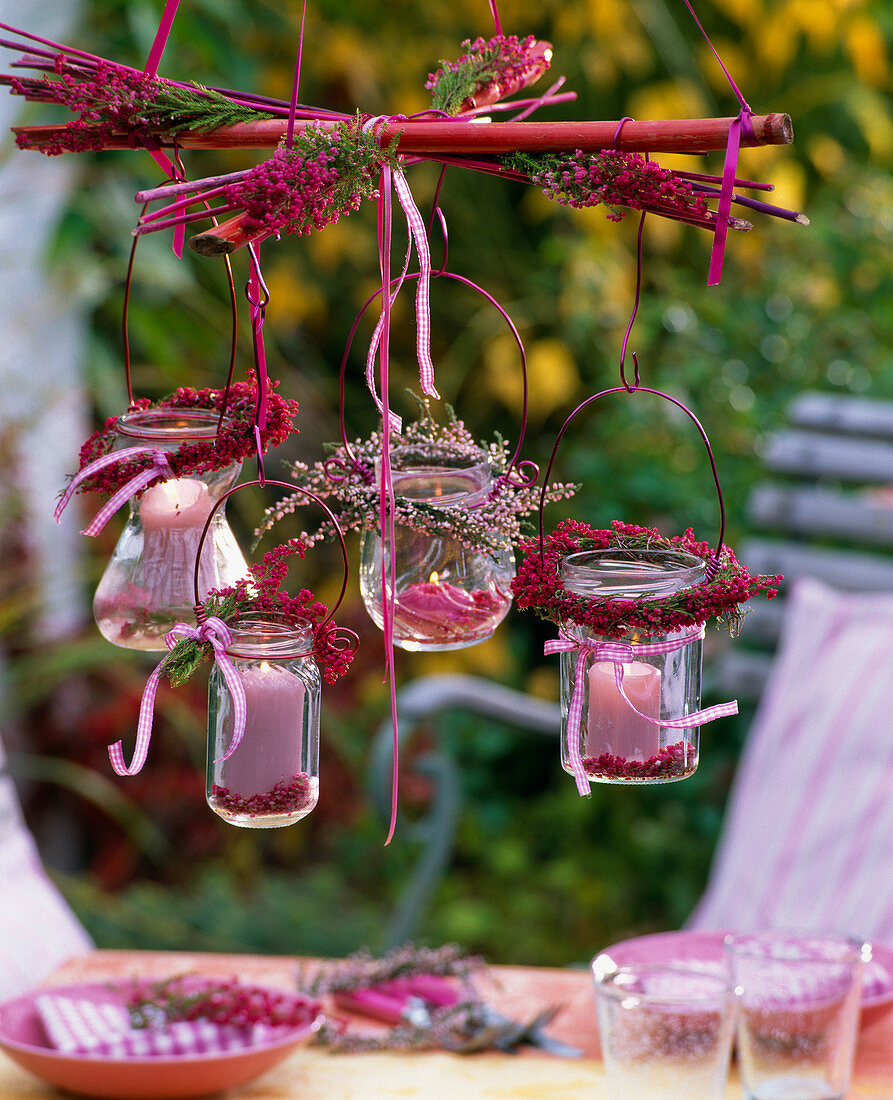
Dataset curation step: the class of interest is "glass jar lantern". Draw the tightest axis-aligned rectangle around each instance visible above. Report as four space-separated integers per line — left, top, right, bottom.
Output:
558 548 706 784
207 617 320 828
359 445 515 651
93 409 248 651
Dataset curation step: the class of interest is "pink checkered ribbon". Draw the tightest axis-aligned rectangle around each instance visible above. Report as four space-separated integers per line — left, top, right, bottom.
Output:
35 993 285 1057
110 616 247 776
544 626 737 796
54 447 175 536
364 134 437 415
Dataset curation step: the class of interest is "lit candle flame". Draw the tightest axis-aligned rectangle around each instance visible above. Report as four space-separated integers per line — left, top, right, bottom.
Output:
429 571 440 585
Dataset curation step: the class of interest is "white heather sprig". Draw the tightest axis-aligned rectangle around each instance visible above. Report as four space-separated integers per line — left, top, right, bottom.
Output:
256 405 576 554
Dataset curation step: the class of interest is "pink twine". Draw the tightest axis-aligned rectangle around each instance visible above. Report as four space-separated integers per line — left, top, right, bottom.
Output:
54 447 174 536
544 626 738 796
110 616 247 777
143 0 181 79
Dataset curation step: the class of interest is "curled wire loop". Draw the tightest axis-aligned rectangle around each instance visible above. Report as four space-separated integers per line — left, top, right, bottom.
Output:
536 387 726 580
333 266 538 491
191 479 356 643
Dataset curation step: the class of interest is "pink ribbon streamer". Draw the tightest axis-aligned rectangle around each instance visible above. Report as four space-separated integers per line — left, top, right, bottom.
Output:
143 0 181 79
364 150 437 414
110 616 247 777
54 447 174 536
544 626 738 797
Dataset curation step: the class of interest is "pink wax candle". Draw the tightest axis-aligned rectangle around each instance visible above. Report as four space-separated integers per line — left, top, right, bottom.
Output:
218 662 305 798
587 659 662 762
394 572 506 644
139 477 216 601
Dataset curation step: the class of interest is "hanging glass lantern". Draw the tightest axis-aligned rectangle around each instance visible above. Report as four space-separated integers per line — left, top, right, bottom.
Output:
359 444 515 651
92 409 248 651
207 615 320 828
558 547 706 784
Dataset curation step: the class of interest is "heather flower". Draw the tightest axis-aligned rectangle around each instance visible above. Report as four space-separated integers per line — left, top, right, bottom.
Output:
223 121 387 238
69 371 298 498
127 975 320 1031
512 519 781 639
258 401 577 556
507 149 710 223
426 34 552 115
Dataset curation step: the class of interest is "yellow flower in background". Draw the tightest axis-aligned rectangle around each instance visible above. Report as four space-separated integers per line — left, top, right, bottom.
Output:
844 16 888 87
483 333 579 422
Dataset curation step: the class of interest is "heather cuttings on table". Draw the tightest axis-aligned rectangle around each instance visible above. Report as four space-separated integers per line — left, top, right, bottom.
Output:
513 520 781 790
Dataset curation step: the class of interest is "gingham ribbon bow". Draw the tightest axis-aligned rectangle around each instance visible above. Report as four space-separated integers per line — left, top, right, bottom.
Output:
544 626 737 797
109 616 247 777
55 447 175 536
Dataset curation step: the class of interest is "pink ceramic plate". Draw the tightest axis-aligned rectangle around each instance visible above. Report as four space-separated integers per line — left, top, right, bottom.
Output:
0 980 324 1100
594 930 893 1027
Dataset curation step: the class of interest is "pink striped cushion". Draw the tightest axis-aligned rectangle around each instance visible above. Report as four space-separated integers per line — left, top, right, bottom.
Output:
689 578 893 941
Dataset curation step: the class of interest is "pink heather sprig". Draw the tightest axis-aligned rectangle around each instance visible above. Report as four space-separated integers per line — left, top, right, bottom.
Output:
426 34 552 116
508 149 711 224
126 975 320 1031
10 53 276 155
70 372 298 498
224 122 386 238
512 519 781 639
162 538 354 686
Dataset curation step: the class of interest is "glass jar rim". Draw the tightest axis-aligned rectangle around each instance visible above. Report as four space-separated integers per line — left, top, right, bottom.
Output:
385 444 492 505
117 407 234 441
560 547 706 598
224 613 314 659
724 930 870 966
592 962 737 1004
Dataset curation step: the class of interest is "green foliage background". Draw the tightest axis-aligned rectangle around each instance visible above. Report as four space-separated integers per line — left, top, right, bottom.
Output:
3 0 891 965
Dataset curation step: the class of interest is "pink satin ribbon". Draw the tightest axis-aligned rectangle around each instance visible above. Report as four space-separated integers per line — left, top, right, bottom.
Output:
110 616 247 777
544 626 738 796
54 447 175 536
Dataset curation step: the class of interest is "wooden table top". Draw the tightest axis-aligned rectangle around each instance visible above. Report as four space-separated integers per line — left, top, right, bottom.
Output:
3 949 893 1098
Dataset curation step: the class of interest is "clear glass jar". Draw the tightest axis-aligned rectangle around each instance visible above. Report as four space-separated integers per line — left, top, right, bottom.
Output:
558 548 706 785
207 616 320 828
359 445 514 651
92 409 248 651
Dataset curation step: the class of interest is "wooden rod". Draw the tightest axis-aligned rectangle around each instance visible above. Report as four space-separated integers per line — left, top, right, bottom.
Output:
14 112 793 156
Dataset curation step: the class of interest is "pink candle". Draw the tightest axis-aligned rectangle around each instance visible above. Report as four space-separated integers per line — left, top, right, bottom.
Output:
139 478 216 601
218 662 305 797
394 574 506 643
587 659 662 762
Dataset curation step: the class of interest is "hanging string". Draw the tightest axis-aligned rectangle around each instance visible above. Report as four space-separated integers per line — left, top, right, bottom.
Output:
286 0 309 150
618 211 645 392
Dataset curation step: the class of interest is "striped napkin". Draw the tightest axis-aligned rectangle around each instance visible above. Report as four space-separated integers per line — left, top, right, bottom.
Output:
36 994 288 1058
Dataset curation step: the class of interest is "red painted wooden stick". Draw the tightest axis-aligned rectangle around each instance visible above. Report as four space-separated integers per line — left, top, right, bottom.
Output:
14 112 792 155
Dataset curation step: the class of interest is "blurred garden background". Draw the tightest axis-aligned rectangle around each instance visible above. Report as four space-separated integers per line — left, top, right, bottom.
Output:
1 0 890 966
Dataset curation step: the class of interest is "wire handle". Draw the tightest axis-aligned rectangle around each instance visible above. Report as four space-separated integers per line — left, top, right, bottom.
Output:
191 478 353 634
331 268 537 491
536 387 726 579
